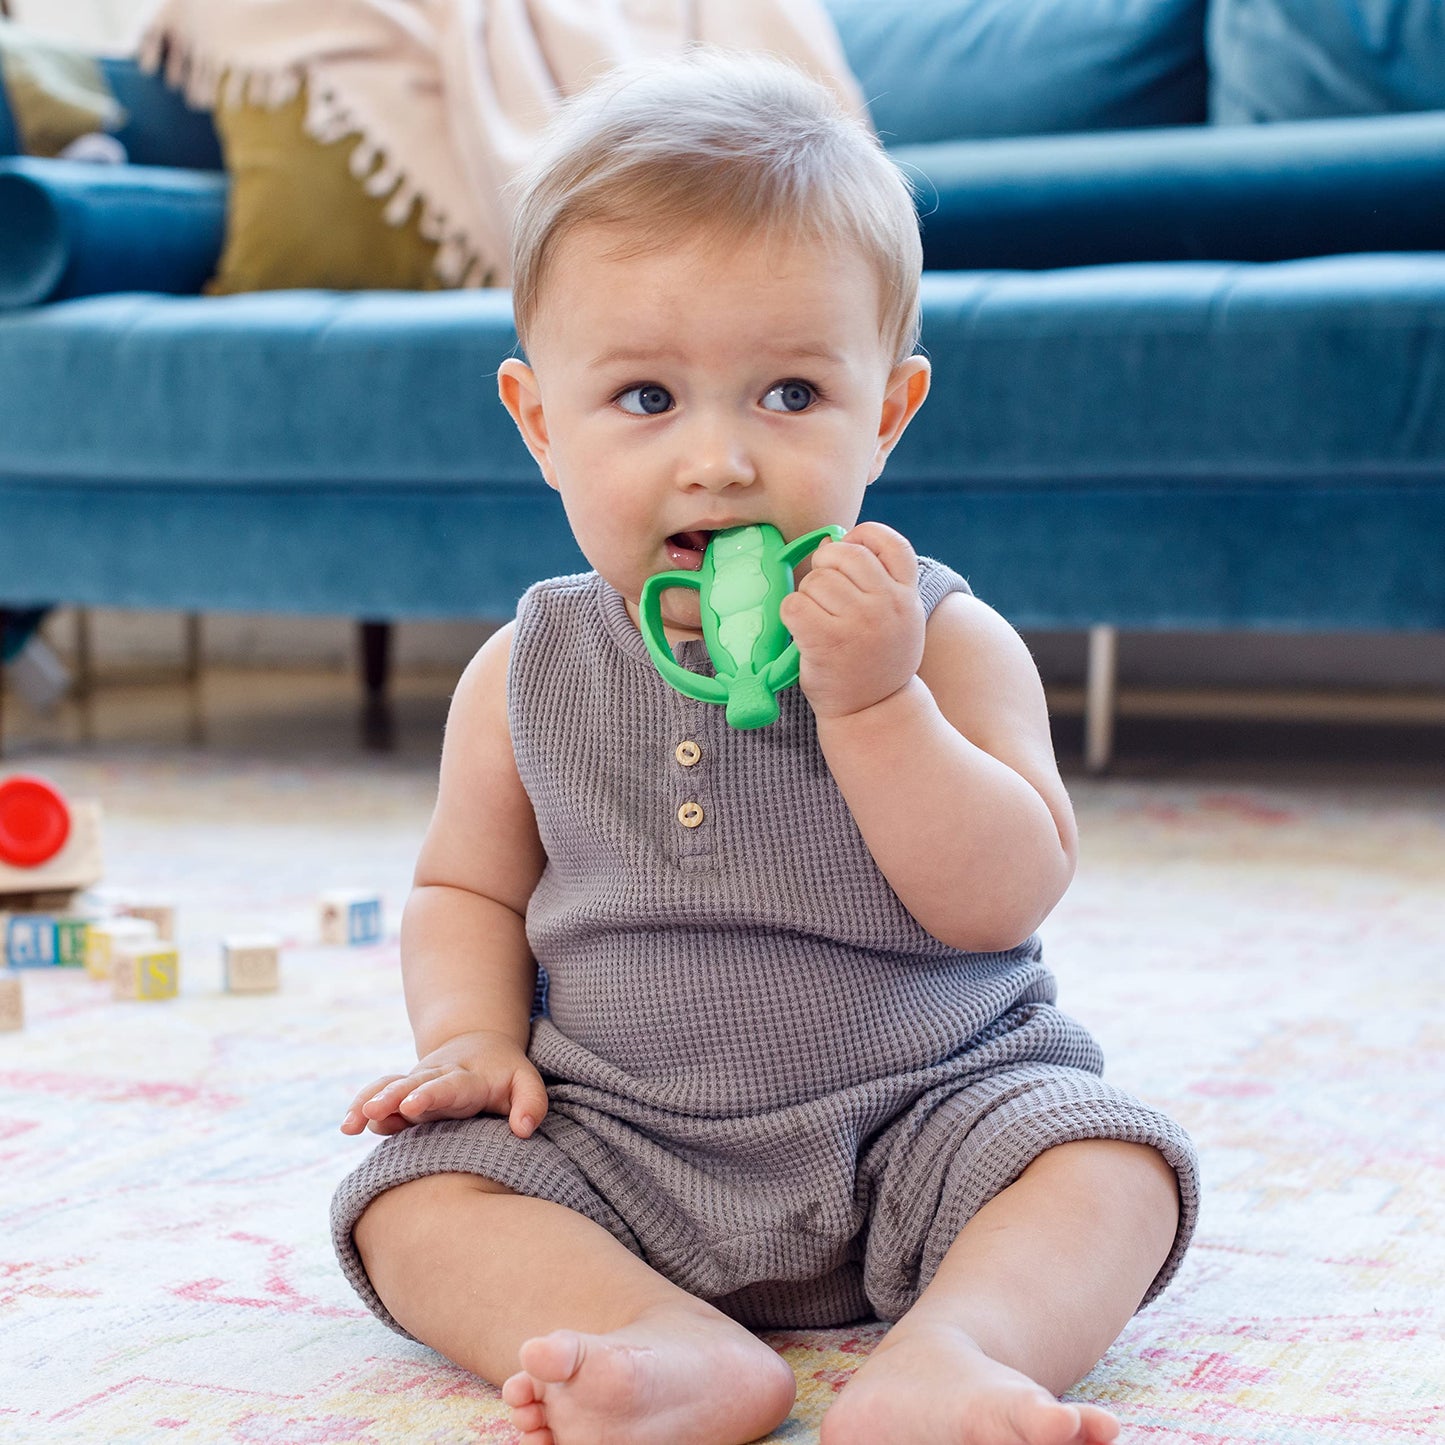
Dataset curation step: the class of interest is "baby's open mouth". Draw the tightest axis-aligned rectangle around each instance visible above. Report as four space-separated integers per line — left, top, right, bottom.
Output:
666 531 713 566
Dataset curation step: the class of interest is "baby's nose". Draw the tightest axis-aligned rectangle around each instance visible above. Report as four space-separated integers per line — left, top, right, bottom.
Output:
674 419 757 492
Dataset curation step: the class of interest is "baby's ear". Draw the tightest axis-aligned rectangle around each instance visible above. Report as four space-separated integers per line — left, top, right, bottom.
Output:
498 358 558 489
869 355 931 483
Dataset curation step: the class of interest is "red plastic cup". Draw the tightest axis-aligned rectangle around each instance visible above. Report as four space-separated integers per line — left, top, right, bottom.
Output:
0 775 72 868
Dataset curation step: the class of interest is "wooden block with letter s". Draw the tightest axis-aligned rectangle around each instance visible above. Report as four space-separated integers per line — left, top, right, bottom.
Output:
113 943 180 1001
86 917 159 980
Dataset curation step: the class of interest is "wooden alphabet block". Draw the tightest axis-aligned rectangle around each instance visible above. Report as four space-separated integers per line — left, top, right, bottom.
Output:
318 890 383 946
4 913 87 968
222 934 280 994
5 914 56 968
0 973 21 1031
120 901 176 943
0 913 88 968
55 917 89 968
88 917 159 981
112 943 179 1001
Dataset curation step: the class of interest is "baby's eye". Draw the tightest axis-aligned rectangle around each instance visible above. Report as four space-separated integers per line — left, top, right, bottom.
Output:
616 384 674 416
761 380 817 414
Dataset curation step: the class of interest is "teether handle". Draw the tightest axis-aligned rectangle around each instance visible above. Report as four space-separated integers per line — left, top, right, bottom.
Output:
638 569 728 705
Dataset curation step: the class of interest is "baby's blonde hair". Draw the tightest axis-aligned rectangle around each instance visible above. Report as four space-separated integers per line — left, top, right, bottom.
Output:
508 48 923 365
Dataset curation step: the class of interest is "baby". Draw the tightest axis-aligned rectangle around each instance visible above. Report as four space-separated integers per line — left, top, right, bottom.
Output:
334 49 1199 1445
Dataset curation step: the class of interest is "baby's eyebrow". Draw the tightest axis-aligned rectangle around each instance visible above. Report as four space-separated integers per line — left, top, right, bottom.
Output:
771 343 845 366
587 342 844 369
587 345 684 370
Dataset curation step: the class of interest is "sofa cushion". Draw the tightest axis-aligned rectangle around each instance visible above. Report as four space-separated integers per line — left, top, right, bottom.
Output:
891 256 1445 490
3 259 1441 495
0 158 226 309
0 288 534 486
1209 0 1445 123
895 111 1445 270
0 287 578 618
867 257 1445 629
824 0 1207 143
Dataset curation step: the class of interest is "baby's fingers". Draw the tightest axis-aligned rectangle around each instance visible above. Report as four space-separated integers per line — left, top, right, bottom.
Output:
340 1073 408 1134
361 1109 414 1136
362 1072 437 1121
842 521 919 587
394 1072 488 1123
508 1062 550 1139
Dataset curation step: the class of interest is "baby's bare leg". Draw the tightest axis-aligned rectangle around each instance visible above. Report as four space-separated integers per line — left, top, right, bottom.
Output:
822 1140 1181 1445
354 1172 795 1445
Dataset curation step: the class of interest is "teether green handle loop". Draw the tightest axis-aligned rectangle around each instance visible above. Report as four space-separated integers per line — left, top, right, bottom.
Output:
639 568 728 706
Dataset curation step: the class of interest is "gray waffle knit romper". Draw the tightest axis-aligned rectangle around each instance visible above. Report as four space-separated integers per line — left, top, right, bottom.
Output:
332 559 1200 1336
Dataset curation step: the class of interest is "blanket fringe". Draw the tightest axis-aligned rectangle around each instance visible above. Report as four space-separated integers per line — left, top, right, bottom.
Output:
139 24 490 290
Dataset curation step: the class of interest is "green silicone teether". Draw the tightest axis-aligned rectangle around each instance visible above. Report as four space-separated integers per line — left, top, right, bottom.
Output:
639 522 845 729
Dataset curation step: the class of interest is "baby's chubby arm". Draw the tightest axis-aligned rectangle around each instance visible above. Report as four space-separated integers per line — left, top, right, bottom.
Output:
340 621 550 1139
781 522 1077 953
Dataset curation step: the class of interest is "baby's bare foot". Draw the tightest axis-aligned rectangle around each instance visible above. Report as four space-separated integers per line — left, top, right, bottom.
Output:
500 1300 796 1445
820 1321 1119 1445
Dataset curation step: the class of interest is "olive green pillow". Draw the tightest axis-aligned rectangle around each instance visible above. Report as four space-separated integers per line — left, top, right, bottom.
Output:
209 84 443 294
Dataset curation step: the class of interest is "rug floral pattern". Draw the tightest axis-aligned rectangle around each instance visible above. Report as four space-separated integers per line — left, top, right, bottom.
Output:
1 755 1441 1442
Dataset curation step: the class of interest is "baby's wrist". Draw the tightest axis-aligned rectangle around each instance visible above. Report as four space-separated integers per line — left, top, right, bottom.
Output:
415 1023 528 1063
811 673 925 729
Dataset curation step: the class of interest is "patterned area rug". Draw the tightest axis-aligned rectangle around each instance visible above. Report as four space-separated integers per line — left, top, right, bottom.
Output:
1 751 1441 1443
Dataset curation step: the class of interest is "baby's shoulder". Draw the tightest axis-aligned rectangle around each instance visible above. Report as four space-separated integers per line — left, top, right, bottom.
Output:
517 569 604 617
914 554 973 617
512 571 606 663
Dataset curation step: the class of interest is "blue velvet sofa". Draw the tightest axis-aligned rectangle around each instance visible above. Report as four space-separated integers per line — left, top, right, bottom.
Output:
2 0 1444 763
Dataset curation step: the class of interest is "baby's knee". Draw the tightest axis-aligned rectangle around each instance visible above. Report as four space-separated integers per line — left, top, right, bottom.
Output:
1033 1139 1181 1243
354 1171 515 1274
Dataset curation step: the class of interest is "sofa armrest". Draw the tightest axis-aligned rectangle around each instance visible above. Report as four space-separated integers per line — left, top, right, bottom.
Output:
0 157 226 309
895 110 1445 270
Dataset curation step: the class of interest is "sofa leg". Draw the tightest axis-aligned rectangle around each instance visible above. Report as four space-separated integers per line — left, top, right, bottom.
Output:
1085 625 1118 774
184 612 206 746
73 607 96 745
359 620 394 750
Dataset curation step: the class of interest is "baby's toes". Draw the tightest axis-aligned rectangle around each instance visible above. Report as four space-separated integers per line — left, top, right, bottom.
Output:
503 1375 552 1442
501 1368 541 1408
1076 1402 1121 1442
509 1400 549 1438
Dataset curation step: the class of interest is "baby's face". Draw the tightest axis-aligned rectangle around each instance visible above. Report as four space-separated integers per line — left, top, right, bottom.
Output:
499 222 929 640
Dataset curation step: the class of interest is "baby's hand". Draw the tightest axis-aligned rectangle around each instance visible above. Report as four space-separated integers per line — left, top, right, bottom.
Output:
779 521 925 720
339 1029 548 1139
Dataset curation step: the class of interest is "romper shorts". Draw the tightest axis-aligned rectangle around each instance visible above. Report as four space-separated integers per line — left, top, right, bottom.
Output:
332 1000 1200 1337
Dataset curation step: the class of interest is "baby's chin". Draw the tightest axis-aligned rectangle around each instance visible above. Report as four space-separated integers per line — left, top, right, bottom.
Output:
621 589 704 642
